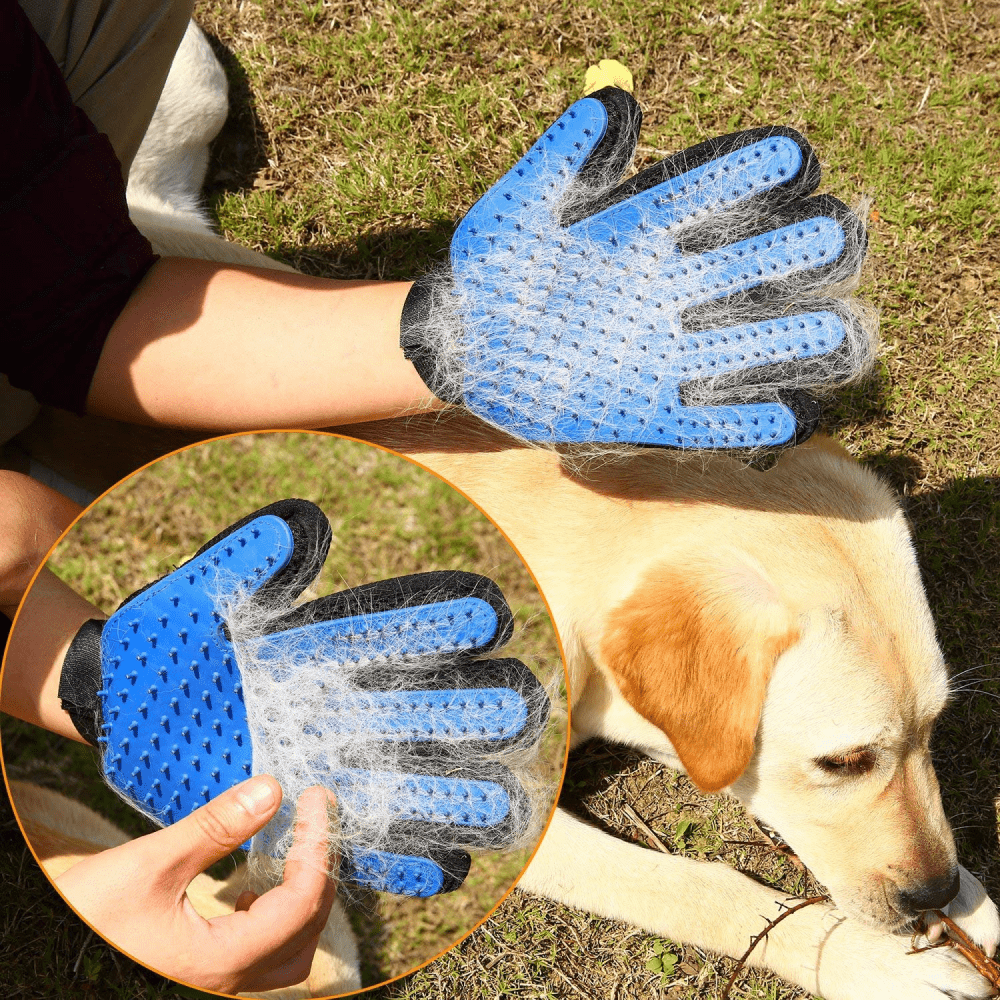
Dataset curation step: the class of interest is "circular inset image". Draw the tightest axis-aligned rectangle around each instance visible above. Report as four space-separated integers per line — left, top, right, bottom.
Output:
1 431 567 998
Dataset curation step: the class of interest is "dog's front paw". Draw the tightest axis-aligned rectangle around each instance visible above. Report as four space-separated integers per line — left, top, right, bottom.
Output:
795 905 997 1000
936 865 1000 958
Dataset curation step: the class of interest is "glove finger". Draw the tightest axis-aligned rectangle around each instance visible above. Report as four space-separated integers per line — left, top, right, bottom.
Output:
672 301 871 397
187 499 331 608
252 762 531 858
508 397 810 449
568 125 820 232
326 761 532 851
671 303 870 449
681 194 867 311
306 656 550 756
454 88 641 266
652 398 803 449
254 570 515 662
104 499 330 647
680 392 822 449
343 846 471 897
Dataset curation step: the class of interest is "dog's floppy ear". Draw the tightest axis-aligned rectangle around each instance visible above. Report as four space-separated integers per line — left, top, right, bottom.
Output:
600 556 799 793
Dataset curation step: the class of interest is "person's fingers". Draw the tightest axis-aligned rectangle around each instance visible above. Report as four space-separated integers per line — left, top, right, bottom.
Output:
252 785 338 935
138 775 281 893
225 932 324 995
283 785 339 877
213 785 338 980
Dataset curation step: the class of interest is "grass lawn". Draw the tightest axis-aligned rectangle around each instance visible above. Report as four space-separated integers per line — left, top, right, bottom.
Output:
2 0 998 997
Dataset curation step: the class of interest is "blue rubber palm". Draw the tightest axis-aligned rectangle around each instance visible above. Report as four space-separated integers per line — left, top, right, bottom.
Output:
401 87 871 448
58 500 549 897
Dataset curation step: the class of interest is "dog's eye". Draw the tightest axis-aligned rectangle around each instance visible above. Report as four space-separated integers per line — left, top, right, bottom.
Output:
815 748 877 776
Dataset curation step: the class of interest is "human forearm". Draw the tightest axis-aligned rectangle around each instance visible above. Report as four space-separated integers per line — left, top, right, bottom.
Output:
0 472 82 617
0 473 86 740
86 257 441 430
1 567 103 742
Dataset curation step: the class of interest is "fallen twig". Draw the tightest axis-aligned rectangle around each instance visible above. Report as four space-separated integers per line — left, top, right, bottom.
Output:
622 803 671 854
748 817 805 869
720 896 829 1000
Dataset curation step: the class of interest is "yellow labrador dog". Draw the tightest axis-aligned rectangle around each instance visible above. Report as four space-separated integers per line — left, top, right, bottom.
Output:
349 412 1000 1000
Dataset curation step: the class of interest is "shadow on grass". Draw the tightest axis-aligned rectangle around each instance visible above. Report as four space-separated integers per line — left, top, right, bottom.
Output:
279 219 456 283
906 474 1000 886
202 30 271 201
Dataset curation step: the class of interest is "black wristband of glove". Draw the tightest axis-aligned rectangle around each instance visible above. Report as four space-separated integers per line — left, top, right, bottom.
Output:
57 618 104 746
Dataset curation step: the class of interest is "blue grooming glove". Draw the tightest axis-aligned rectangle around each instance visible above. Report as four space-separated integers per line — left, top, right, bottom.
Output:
400 87 873 449
58 499 550 897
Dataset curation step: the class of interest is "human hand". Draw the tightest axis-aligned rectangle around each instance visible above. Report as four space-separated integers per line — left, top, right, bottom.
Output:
55 776 338 994
57 499 549 896
400 87 874 450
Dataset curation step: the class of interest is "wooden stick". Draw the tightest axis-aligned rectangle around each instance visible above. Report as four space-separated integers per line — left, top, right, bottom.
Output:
622 803 672 855
720 896 829 1000
910 910 1000 991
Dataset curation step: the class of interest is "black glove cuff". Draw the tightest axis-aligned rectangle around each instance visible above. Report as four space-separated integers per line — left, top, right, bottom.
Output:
57 618 105 746
400 275 462 404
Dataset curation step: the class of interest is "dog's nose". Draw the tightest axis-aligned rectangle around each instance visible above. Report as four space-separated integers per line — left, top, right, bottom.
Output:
898 867 961 914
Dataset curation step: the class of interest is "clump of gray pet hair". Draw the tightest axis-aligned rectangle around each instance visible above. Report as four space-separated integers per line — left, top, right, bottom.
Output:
214 574 556 887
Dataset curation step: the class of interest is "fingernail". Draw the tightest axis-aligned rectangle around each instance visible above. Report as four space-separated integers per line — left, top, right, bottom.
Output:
238 776 277 816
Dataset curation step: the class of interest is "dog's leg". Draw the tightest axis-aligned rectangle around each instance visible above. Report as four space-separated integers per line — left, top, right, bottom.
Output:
127 20 228 226
521 809 996 1000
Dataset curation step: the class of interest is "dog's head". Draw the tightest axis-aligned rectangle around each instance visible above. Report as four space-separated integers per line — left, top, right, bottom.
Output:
598 438 959 929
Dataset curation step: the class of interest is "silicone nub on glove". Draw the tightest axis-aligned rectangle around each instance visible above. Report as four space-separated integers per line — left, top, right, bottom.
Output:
400 86 875 450
58 500 550 897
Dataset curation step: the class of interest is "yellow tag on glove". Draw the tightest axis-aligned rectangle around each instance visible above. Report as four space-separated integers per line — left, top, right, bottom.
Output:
583 59 634 95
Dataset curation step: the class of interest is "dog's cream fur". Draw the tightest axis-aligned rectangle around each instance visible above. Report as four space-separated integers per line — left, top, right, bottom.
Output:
8 20 1000 1000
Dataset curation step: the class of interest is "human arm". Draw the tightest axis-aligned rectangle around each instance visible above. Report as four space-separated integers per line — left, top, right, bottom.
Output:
0 473 86 742
85 257 442 429
1 4 442 430
0 566 100 742
0 472 82 619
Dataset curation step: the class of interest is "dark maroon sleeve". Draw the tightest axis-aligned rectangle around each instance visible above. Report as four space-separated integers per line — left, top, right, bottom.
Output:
1 0 159 414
